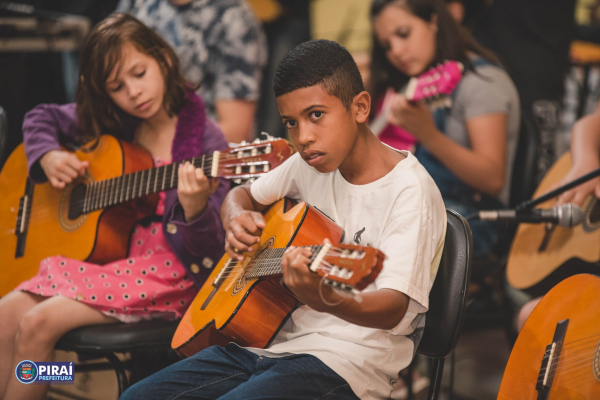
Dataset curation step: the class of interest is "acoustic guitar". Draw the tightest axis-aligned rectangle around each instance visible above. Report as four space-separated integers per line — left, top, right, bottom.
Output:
370 60 464 136
506 152 600 295
171 198 385 357
497 274 600 399
0 135 294 296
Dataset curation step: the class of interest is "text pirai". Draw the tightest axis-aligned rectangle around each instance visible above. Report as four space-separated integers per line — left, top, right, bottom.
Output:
15 361 75 385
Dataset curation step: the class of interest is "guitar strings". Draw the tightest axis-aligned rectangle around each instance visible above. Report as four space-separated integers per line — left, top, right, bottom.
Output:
539 333 600 360
537 348 599 379
213 247 355 280
537 338 600 373
21 151 256 220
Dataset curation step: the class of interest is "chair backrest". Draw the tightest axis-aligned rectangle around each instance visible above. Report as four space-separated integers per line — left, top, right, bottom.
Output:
509 109 540 208
0 106 7 170
417 209 473 359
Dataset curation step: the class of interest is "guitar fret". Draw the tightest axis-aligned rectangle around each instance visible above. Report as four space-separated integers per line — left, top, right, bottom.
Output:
119 174 125 203
145 169 152 195
152 170 158 193
161 165 166 191
112 177 119 206
126 174 132 201
93 181 100 211
99 180 106 208
132 172 138 201
139 170 145 197
170 164 175 189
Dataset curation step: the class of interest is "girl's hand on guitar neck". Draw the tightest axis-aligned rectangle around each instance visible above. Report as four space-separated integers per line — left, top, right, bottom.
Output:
177 162 220 222
387 94 439 145
39 150 89 189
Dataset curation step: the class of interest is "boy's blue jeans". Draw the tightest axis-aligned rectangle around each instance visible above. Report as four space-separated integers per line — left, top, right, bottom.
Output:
120 343 359 400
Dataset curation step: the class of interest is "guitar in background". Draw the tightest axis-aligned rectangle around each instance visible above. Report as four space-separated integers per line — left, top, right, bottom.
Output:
497 274 600 399
171 198 385 357
506 152 600 296
0 135 294 296
369 60 464 137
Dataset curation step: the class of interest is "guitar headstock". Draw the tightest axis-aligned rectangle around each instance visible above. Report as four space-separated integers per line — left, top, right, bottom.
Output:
405 60 463 110
217 136 295 184
310 243 385 291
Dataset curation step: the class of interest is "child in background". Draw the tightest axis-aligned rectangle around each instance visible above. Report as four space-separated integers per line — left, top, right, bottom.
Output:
0 13 229 400
369 0 519 267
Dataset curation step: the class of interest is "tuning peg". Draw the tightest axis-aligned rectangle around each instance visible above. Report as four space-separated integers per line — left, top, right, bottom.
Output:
253 138 261 143
260 131 276 141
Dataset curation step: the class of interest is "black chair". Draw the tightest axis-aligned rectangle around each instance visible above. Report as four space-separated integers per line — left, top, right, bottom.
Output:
416 209 473 400
0 106 8 170
55 319 180 396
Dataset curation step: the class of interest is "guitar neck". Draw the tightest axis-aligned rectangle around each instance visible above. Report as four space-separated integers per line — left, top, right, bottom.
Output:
217 245 325 284
79 152 219 214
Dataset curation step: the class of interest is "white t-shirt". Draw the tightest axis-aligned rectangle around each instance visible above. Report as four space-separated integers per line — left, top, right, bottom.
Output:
247 151 446 400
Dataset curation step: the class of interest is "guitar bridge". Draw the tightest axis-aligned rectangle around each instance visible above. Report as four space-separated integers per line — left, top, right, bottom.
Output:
14 178 34 258
536 319 569 400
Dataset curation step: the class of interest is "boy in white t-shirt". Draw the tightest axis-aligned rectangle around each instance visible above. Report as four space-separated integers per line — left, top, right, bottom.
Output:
121 39 446 400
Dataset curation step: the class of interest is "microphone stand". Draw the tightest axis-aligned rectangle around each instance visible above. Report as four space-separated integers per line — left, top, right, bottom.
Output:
515 166 600 212
465 165 600 221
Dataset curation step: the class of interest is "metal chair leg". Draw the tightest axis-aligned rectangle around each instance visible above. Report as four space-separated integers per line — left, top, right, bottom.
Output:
104 353 129 395
426 357 445 400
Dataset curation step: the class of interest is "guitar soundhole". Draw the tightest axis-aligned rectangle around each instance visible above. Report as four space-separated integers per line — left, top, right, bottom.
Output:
58 174 92 232
583 198 600 232
594 341 600 383
68 184 86 220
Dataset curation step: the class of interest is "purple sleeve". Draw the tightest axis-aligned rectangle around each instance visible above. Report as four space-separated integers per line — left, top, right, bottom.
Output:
22 103 81 183
162 119 230 283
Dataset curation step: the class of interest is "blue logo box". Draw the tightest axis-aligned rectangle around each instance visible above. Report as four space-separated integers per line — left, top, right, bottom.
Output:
16 360 74 385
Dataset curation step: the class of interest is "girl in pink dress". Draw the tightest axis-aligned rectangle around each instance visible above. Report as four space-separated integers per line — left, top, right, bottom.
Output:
0 13 229 400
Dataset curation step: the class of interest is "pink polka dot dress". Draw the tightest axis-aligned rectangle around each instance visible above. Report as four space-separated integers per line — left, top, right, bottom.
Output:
15 158 198 323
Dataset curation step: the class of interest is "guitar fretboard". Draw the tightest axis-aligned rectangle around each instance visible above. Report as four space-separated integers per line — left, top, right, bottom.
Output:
74 153 217 215
219 245 324 283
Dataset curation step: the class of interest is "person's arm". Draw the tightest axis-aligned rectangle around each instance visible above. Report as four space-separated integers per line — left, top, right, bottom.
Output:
209 2 267 143
214 99 257 143
281 246 409 330
164 120 231 262
22 103 88 187
220 184 269 260
388 96 507 197
556 112 600 205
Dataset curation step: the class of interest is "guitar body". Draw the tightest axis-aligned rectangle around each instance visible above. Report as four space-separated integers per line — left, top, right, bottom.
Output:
172 198 344 357
507 152 600 294
0 135 158 296
497 274 600 399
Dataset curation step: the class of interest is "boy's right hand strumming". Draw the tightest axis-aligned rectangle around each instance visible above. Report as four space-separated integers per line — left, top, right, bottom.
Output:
220 184 268 261
40 150 89 189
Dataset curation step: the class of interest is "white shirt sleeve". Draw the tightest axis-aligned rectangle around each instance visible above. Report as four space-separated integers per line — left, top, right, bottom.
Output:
250 153 304 206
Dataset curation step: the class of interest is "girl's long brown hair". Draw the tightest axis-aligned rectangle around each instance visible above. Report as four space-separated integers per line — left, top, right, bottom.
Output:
369 0 500 118
76 13 194 146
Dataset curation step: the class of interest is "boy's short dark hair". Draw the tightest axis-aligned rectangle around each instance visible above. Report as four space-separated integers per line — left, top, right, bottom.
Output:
273 39 365 109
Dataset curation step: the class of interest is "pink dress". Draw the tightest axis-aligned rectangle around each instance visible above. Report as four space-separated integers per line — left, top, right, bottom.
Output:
16 158 198 323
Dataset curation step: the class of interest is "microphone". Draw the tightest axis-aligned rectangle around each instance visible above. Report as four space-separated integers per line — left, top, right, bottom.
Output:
476 203 584 227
